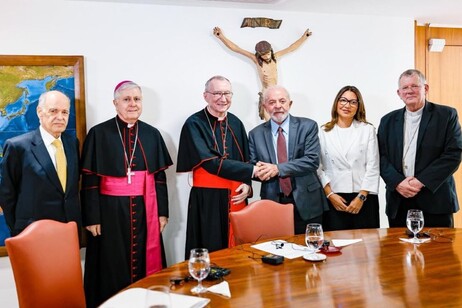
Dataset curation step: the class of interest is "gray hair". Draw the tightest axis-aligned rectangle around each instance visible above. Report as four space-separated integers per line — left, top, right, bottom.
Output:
263 85 291 102
398 69 427 86
114 81 142 99
204 75 231 92
38 90 70 108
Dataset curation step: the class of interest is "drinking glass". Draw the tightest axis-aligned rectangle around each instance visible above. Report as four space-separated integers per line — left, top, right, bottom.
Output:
145 285 171 308
406 209 424 243
305 223 325 259
188 248 211 294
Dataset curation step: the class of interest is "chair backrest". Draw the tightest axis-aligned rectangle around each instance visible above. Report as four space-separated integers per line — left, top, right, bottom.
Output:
230 199 294 244
5 220 85 308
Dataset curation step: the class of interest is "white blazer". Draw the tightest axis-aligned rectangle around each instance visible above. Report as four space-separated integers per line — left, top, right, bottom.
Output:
317 120 380 194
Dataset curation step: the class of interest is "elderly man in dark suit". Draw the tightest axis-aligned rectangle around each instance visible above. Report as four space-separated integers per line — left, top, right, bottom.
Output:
378 69 462 227
249 85 328 234
0 90 81 236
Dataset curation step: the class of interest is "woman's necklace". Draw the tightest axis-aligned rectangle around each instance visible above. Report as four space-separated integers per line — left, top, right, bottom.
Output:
115 117 139 184
204 107 228 156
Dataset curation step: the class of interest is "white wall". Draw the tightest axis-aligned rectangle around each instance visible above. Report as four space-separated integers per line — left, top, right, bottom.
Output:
1 0 414 266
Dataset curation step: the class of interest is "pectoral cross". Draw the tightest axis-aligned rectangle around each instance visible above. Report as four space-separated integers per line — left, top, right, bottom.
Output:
127 167 135 184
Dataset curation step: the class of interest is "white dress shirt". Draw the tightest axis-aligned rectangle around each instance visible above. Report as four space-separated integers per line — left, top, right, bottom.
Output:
39 126 64 170
270 115 290 163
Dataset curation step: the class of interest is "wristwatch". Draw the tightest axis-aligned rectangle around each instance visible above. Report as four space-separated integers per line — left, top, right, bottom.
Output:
357 193 367 202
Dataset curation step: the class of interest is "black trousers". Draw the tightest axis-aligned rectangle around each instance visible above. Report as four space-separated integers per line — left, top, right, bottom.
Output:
278 193 323 235
323 193 380 231
388 197 454 228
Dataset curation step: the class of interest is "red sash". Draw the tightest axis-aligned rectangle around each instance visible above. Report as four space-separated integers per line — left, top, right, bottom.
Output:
100 171 162 275
193 167 245 247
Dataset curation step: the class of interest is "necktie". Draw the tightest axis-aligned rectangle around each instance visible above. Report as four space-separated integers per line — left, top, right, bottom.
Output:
52 139 67 191
277 127 292 196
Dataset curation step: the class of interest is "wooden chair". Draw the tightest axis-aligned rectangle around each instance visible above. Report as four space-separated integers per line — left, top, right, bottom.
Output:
230 199 294 244
5 220 85 308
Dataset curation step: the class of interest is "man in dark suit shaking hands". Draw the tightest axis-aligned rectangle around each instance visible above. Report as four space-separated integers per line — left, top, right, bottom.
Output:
249 85 328 234
378 69 462 227
0 90 81 236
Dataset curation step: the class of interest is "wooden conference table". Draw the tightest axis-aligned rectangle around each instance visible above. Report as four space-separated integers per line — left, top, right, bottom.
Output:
129 228 462 307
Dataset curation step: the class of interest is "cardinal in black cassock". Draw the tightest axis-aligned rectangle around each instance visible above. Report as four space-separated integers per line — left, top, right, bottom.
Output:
177 88 254 259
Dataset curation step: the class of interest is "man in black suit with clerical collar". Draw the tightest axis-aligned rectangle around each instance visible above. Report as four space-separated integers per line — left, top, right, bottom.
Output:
378 69 462 227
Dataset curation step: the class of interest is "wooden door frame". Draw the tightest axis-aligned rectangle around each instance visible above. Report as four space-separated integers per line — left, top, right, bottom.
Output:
415 23 462 227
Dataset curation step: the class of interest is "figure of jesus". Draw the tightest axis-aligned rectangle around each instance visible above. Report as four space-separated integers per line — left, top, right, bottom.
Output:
213 26 312 120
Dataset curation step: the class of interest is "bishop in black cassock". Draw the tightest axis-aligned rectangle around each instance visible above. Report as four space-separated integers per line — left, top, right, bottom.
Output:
81 115 172 308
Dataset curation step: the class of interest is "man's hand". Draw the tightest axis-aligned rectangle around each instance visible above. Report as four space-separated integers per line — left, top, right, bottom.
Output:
159 216 168 233
396 176 422 198
409 177 425 190
255 161 279 181
231 183 251 205
86 224 101 237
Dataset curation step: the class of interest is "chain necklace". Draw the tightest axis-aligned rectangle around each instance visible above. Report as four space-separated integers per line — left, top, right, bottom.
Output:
402 112 420 172
115 117 139 184
204 107 228 156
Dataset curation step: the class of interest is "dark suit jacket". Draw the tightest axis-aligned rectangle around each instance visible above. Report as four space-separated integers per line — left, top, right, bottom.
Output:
0 128 81 236
249 115 328 220
378 101 462 219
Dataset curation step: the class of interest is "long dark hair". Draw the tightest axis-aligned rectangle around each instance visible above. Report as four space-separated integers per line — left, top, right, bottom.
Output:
322 85 368 132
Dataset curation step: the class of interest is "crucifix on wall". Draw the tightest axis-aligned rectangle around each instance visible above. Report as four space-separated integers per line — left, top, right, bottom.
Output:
213 26 311 120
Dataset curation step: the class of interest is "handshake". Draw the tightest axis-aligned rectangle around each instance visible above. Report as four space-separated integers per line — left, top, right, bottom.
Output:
253 161 279 181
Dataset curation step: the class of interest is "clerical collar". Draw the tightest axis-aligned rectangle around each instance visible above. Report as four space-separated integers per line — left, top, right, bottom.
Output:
116 116 137 128
405 104 424 117
205 106 227 121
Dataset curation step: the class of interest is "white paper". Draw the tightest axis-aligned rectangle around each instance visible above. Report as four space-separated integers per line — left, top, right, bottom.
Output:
251 240 315 259
331 239 363 247
207 281 231 298
99 287 210 308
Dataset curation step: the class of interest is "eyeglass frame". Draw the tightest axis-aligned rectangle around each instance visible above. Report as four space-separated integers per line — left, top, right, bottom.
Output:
206 91 233 99
399 84 423 92
338 97 359 107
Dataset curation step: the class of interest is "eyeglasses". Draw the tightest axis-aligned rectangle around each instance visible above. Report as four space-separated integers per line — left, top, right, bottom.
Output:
271 240 286 249
338 97 359 107
206 91 233 99
169 275 193 289
399 84 422 92
423 229 454 243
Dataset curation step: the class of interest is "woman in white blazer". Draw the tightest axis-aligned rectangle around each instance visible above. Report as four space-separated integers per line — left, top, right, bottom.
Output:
318 86 380 230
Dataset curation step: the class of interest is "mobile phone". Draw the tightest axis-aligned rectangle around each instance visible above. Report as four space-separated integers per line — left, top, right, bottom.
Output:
262 254 284 265
405 229 430 238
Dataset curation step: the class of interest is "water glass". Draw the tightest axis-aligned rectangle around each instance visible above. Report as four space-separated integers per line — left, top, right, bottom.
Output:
406 209 424 243
305 223 324 253
188 248 211 294
145 285 171 308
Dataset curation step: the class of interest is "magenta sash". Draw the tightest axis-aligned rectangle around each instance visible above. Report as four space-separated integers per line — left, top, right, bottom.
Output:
100 171 162 275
